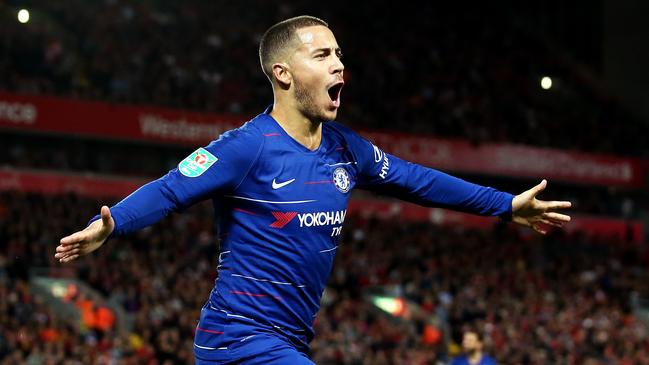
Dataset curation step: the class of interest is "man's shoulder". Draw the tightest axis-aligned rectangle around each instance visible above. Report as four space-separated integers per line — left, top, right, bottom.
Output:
199 116 266 163
324 120 356 136
214 115 266 144
324 121 365 147
235 114 267 135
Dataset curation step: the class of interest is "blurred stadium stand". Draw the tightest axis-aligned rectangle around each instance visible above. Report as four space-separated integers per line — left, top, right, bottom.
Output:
1 1 649 156
1 193 648 363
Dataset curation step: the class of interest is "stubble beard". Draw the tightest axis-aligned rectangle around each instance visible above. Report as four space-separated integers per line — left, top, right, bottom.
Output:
294 79 335 123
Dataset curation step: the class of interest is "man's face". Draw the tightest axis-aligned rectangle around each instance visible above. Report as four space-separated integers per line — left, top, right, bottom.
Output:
287 25 344 122
462 332 481 353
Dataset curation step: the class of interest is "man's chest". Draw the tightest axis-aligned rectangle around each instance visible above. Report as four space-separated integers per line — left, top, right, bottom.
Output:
241 148 356 204
229 148 356 236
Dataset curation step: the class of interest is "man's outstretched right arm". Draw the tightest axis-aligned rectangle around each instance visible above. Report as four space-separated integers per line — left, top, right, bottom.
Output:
55 125 263 263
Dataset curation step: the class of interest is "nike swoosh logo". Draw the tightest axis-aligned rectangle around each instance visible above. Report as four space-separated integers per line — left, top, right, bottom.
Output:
272 178 296 189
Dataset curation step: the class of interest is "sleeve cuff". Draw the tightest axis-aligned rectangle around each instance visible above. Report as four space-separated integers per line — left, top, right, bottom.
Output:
498 192 514 221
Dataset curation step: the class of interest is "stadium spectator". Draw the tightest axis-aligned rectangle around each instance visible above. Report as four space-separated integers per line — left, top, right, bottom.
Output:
450 330 496 365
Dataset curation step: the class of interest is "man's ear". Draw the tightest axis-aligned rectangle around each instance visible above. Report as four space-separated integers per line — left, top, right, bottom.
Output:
272 63 292 89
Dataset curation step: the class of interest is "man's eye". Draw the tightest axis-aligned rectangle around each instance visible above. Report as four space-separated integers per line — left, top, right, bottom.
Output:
316 54 326 59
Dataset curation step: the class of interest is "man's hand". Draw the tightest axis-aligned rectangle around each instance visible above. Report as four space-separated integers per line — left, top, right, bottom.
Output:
55 205 115 263
512 179 571 235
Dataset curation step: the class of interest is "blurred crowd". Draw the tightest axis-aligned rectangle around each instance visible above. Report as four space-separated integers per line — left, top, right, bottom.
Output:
1 0 648 157
1 191 648 364
323 217 649 364
0 132 186 178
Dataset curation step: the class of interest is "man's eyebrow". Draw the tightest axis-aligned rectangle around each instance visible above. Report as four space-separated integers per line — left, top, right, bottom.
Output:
312 47 342 55
312 48 332 54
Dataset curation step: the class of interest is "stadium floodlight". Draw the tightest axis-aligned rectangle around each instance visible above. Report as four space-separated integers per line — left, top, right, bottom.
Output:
541 76 552 90
17 9 30 24
372 295 406 316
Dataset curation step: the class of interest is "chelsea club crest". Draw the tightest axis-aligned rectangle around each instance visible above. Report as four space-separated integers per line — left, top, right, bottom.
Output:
333 167 350 193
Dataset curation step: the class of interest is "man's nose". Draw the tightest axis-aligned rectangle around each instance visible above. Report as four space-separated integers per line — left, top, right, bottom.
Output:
331 58 344 74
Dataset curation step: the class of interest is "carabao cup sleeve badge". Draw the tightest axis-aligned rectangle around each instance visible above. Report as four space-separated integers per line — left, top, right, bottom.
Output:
178 148 218 177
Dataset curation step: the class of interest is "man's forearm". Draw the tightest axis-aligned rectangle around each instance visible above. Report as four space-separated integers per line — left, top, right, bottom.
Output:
88 177 181 235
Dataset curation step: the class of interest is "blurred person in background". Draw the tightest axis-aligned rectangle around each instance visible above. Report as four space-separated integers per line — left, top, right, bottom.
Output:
54 15 571 364
451 330 496 365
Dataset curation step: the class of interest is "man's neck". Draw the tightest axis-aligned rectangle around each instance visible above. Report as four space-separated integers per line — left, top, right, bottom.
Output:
270 101 322 151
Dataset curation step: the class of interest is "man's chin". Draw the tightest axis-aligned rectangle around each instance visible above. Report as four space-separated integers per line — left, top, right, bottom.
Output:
322 108 338 122
301 105 338 123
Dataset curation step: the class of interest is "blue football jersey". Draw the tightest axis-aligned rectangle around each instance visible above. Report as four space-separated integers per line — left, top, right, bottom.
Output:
451 354 498 365
94 108 513 358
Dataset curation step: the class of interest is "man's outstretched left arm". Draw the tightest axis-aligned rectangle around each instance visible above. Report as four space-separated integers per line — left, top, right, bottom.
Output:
345 129 570 233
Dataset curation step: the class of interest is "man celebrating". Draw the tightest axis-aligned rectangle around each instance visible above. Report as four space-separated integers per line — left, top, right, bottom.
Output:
56 16 571 364
451 331 497 365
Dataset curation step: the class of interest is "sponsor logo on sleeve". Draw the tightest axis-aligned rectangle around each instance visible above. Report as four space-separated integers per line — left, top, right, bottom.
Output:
373 144 383 163
372 144 390 179
178 147 218 177
379 154 390 179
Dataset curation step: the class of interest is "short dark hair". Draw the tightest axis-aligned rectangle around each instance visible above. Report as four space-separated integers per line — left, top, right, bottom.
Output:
464 329 483 342
259 15 328 81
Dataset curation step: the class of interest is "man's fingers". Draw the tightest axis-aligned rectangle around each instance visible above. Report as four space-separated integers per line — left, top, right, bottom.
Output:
55 244 78 253
59 231 87 245
540 219 563 228
532 223 547 235
542 212 571 223
55 249 80 260
542 200 572 210
530 179 547 197
57 205 111 264
100 205 112 226
60 254 79 263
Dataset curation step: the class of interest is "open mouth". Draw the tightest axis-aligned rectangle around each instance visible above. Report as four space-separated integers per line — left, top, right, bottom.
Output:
327 81 344 108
